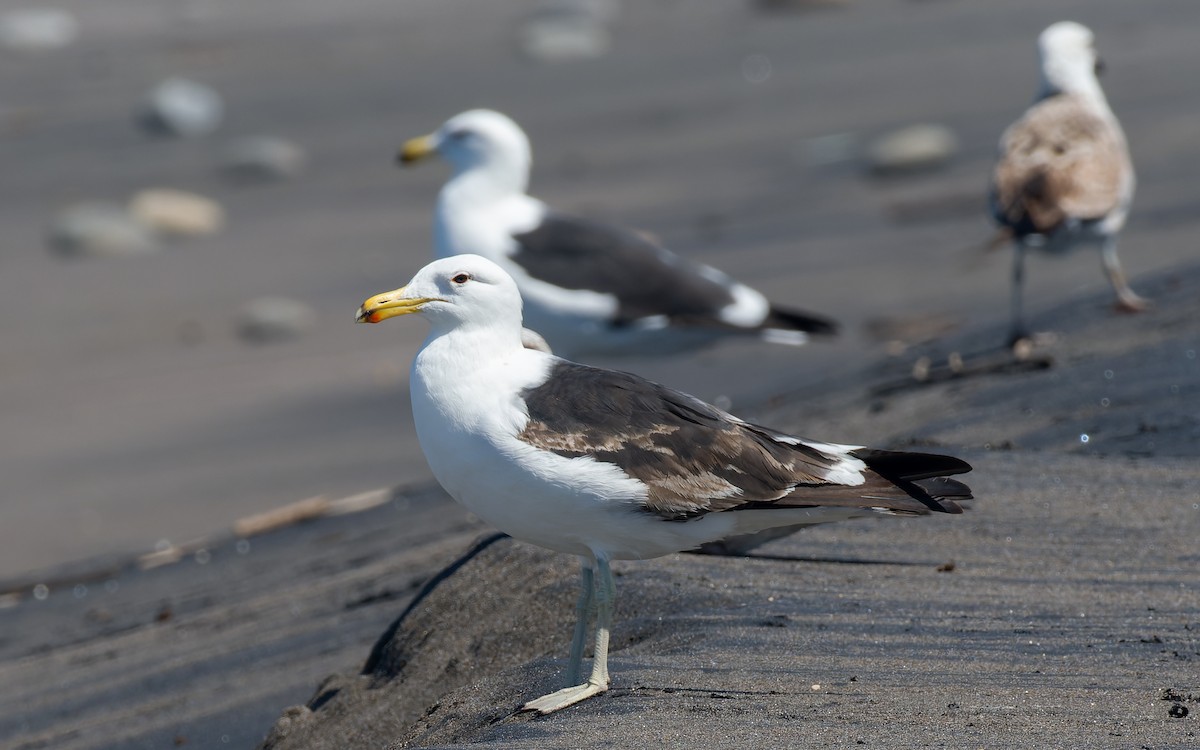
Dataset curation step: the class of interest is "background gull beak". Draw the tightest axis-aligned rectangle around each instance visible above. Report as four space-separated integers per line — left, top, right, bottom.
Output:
397 134 436 165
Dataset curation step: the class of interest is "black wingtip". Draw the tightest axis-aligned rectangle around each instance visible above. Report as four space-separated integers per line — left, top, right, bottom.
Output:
852 448 972 481
852 448 974 514
913 476 973 513
765 305 839 336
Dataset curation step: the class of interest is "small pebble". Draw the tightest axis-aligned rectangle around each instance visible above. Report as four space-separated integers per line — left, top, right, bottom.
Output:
518 0 617 63
129 188 225 237
237 297 317 343
48 203 159 259
138 77 223 137
867 123 959 175
0 7 79 52
220 136 307 183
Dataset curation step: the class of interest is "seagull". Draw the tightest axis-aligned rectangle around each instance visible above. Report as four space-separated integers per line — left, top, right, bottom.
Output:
397 109 838 359
356 254 973 714
990 21 1146 347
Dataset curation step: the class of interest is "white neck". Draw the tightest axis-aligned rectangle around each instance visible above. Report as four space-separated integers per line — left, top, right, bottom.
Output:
422 318 525 360
443 147 530 204
412 324 544 435
434 160 541 259
1037 62 1108 110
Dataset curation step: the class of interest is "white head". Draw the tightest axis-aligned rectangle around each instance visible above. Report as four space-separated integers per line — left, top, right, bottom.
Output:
397 109 532 195
356 254 525 340
1037 21 1104 98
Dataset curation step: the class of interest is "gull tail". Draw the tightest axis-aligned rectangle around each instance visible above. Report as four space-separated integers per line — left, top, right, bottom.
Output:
760 304 839 345
851 448 973 514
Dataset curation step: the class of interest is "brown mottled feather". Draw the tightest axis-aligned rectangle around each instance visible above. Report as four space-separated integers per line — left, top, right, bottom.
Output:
517 362 971 521
991 93 1130 235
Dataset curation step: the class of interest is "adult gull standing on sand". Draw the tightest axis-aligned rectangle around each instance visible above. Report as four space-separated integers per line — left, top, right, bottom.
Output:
397 109 837 359
990 21 1145 346
356 254 973 713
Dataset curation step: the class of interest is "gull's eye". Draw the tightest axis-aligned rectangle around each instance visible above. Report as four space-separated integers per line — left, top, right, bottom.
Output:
451 273 471 285
446 129 469 141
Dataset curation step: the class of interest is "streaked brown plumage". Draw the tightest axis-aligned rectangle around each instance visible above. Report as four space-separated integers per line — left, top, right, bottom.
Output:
992 93 1130 236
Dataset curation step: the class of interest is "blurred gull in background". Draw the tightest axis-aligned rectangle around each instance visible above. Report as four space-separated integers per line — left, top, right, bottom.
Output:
397 109 838 360
989 21 1145 348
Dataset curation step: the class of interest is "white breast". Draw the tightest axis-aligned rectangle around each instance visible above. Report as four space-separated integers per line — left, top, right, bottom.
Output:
411 341 646 554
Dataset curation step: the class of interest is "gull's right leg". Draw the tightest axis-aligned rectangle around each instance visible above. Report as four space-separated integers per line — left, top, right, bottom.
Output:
565 561 594 686
523 555 613 714
1100 236 1150 313
1007 242 1031 348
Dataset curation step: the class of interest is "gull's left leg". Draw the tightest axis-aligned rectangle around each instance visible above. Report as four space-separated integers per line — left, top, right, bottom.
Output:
565 561 594 685
1007 241 1032 347
522 555 614 714
1101 236 1149 312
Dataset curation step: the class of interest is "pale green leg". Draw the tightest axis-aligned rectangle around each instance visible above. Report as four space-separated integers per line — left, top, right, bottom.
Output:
565 562 594 685
523 556 614 714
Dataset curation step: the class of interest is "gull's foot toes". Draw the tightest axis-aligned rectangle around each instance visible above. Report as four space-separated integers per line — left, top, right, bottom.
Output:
521 680 608 714
1115 294 1151 313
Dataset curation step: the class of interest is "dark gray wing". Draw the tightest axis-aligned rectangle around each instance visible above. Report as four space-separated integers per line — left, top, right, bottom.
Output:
510 212 736 324
517 361 970 520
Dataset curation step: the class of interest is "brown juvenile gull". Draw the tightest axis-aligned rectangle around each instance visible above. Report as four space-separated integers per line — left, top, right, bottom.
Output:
990 21 1146 346
397 109 838 359
356 254 973 714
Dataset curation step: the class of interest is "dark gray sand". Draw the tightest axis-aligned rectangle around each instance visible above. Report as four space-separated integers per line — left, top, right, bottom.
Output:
4 264 1196 749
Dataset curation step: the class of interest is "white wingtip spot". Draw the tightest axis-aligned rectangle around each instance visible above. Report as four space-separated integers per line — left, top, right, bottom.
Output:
760 329 810 346
631 315 670 331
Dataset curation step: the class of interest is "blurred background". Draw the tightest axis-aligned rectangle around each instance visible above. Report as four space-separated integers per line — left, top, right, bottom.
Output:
1 0 1196 581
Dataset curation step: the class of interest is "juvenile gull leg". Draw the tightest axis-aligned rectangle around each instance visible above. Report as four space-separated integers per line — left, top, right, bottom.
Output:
523 556 613 714
564 562 594 685
1100 236 1149 312
1008 242 1030 347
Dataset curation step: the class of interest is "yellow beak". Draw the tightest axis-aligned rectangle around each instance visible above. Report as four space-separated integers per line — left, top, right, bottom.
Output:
397 134 437 165
355 287 439 324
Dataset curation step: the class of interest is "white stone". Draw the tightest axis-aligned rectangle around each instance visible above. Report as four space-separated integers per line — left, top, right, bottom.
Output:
139 78 223 137
220 136 307 182
0 8 79 52
48 203 159 259
517 0 619 63
129 189 225 237
867 123 959 175
237 297 317 343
